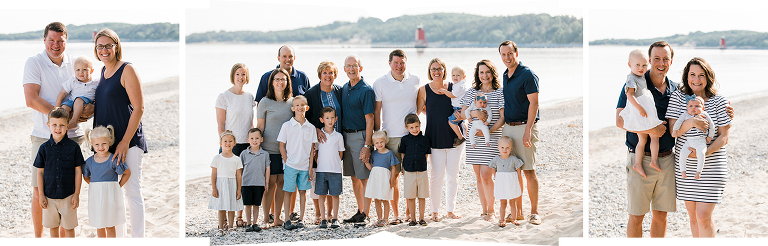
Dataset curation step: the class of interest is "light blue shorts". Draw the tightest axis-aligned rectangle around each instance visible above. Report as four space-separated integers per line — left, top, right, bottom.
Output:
62 96 93 108
283 165 311 192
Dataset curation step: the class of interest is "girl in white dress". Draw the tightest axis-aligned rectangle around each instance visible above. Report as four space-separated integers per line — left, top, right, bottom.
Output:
364 130 400 227
209 130 244 236
83 125 131 238
619 49 664 178
489 136 523 227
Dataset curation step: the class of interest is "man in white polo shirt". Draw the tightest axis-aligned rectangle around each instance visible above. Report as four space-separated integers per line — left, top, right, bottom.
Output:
23 22 89 238
372 49 421 223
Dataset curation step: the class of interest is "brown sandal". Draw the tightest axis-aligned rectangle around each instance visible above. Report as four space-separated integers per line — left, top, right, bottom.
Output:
498 220 507 227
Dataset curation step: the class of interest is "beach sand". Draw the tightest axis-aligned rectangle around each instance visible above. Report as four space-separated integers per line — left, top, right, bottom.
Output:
185 98 583 245
589 93 768 237
0 77 179 238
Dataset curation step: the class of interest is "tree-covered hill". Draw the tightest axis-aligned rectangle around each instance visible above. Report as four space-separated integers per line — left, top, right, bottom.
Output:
186 13 582 46
0 22 179 41
590 30 768 49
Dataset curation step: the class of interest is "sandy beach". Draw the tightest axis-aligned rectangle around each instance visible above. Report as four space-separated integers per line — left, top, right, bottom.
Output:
185 98 583 245
0 77 179 238
589 92 768 237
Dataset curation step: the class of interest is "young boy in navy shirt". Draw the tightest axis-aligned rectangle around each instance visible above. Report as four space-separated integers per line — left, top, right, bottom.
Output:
398 113 431 226
34 107 85 238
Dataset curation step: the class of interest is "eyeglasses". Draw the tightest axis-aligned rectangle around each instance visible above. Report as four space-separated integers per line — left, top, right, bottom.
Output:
430 68 444 72
273 78 288 82
96 44 117 50
345 64 360 69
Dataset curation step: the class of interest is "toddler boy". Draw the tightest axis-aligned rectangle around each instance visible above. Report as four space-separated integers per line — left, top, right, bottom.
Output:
441 66 469 146
55 56 99 129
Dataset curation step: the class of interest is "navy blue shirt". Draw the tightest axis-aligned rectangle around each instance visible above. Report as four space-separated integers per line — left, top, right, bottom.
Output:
33 135 85 199
255 65 311 103
616 70 678 152
398 132 431 172
341 77 375 131
502 62 540 122
94 62 148 153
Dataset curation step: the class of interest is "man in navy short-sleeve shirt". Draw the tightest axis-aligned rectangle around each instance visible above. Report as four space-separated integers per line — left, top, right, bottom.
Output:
499 40 542 225
340 55 375 223
254 45 311 103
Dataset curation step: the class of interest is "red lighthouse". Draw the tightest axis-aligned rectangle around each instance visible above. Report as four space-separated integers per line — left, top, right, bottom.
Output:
719 37 726 49
415 24 427 48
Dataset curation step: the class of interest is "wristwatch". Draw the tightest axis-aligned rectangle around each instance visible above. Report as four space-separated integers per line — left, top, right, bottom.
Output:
363 144 373 149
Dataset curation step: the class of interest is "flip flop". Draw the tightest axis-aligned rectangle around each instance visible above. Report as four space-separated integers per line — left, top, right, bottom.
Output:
446 213 461 219
389 218 403 225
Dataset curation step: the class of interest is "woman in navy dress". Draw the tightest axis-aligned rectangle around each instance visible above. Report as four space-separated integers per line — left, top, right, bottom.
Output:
417 58 464 221
93 29 147 238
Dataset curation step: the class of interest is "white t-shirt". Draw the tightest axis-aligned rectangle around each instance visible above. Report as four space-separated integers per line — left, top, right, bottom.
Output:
23 50 83 138
372 71 420 137
215 90 255 144
211 154 243 179
450 79 469 108
276 118 318 171
62 76 99 101
316 129 345 173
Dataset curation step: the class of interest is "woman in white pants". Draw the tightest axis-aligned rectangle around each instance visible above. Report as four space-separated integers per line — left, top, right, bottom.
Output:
418 58 464 221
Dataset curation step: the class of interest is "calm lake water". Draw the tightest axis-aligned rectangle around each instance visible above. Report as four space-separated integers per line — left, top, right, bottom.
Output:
0 41 179 115
589 45 768 131
185 44 583 180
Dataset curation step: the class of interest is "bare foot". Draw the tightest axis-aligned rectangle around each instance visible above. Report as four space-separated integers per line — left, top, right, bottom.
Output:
485 213 496 222
430 212 440 222
632 163 648 178
682 172 688 179
446 212 461 219
511 220 520 226
273 219 284 227
649 160 661 172
472 144 476 149
694 172 701 179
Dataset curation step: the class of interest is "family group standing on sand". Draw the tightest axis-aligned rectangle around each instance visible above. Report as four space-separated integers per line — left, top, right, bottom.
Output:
617 41 733 238
23 22 147 238
208 40 545 236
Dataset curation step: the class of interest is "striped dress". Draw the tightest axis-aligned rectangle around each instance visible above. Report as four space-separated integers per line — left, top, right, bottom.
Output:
665 91 731 203
461 88 504 165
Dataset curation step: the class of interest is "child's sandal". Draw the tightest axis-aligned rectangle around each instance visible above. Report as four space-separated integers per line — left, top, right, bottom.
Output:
498 220 507 227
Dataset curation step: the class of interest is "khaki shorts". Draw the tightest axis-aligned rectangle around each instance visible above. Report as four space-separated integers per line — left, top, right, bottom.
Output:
42 194 78 229
386 137 403 174
403 171 429 199
626 151 677 215
502 123 539 170
30 135 84 187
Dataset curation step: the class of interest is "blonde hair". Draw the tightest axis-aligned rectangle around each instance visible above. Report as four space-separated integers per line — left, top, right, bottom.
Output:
316 60 338 80
628 49 647 62
372 130 389 145
219 130 236 143
74 56 93 68
452 66 465 75
497 136 513 146
230 63 249 85
93 28 122 61
86 125 115 147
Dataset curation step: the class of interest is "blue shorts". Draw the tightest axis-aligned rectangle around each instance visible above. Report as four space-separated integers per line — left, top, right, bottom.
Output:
314 172 342 196
283 165 311 192
62 96 93 108
447 106 463 125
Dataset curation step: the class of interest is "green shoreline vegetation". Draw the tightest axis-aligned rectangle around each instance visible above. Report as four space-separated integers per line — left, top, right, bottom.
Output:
186 13 582 46
591 30 768 49
0 22 179 41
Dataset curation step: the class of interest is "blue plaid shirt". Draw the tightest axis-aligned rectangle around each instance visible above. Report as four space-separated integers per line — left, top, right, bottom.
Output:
33 135 84 199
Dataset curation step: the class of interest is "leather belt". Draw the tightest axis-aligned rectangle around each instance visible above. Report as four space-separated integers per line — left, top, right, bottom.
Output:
505 120 537 126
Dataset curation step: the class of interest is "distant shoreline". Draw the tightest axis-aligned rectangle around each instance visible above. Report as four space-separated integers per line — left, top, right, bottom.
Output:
186 42 583 48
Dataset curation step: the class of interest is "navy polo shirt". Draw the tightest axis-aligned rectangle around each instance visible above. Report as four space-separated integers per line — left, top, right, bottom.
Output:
616 70 678 152
398 132 431 172
33 135 85 199
255 65 311 103
341 77 375 131
502 62 540 122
